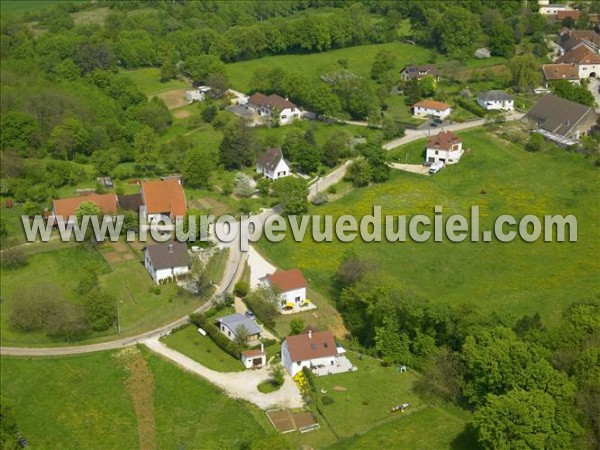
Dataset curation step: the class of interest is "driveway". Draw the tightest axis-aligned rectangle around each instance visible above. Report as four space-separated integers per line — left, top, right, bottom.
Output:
143 337 302 409
587 78 600 113
247 245 276 288
389 163 429 175
308 160 352 199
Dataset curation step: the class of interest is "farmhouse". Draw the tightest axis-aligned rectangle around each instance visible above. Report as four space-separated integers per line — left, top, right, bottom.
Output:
539 3 572 16
400 64 440 81
558 29 600 54
477 90 514 111
542 64 580 85
281 329 355 377
241 345 266 369
523 94 598 144
48 193 119 227
247 92 301 125
140 179 187 223
217 314 262 344
412 99 452 120
256 147 291 180
261 269 313 314
425 131 464 164
555 46 600 78
144 241 191 284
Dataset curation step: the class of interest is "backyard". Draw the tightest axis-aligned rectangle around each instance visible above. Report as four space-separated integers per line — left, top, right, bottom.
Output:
256 128 600 325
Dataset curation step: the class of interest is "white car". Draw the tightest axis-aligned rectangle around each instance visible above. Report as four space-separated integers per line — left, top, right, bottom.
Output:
429 161 444 174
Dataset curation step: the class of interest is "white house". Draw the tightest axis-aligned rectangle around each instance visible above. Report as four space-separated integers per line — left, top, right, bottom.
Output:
425 131 464 165
217 314 262 343
247 92 301 125
281 329 339 376
140 179 187 224
241 345 266 369
477 90 514 111
256 147 290 180
555 46 600 78
185 86 211 103
144 241 191 284
261 269 314 314
400 64 440 81
412 99 452 120
539 3 571 15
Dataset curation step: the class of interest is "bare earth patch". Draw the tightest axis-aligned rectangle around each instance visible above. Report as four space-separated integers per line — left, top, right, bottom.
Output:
173 109 192 119
155 89 188 109
116 348 157 450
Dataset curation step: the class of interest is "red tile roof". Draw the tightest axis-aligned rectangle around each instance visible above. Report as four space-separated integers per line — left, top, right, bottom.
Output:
557 10 581 21
555 46 600 65
241 349 265 358
427 131 462 151
285 330 337 362
248 92 296 110
53 193 118 218
141 179 187 217
542 63 580 80
266 269 306 292
413 99 451 111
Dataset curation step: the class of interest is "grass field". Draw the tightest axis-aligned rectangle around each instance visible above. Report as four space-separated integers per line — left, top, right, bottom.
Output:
0 347 271 449
256 128 600 325
117 68 189 96
0 0 81 13
0 243 227 346
162 324 244 372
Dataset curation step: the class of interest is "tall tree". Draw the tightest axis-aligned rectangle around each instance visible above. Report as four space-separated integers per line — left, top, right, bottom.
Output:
272 177 308 215
219 119 258 169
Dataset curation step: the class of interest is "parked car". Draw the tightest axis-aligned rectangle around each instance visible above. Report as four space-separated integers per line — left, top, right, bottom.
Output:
429 161 444 174
245 310 255 318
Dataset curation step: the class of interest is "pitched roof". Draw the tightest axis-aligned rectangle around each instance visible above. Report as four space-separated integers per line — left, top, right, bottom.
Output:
266 269 307 292
542 63 579 80
557 10 580 21
53 193 118 218
427 131 462 151
217 314 262 336
477 90 513 102
257 147 286 172
241 348 265 358
248 92 296 110
559 30 600 51
413 99 451 111
117 193 143 212
145 241 191 270
555 46 600 65
525 94 595 137
141 179 186 217
401 64 439 79
285 330 337 362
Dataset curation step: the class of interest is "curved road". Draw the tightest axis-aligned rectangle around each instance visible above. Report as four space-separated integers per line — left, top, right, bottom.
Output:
1 114 521 357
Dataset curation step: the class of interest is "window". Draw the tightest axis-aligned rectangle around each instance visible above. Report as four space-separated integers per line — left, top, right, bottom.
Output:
295 296 301 303
435 151 439 155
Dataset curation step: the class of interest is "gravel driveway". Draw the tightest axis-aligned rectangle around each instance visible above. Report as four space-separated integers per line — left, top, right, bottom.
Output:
143 337 302 409
247 245 276 288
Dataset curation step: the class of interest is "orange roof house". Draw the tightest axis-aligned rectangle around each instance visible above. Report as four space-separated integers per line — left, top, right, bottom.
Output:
265 269 307 293
413 99 451 112
140 179 187 218
52 193 118 219
427 131 462 151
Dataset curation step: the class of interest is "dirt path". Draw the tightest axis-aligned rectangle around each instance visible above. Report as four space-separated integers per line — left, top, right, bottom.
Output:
116 348 157 450
389 163 429 175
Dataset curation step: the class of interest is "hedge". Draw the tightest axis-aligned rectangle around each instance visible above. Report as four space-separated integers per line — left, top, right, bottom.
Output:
454 97 487 118
189 313 242 359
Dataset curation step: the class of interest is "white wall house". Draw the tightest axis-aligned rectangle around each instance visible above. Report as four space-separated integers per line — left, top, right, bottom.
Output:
241 346 266 369
217 314 262 343
256 147 291 180
144 242 191 284
248 92 301 125
281 329 338 376
539 4 571 15
413 100 452 120
425 131 464 165
140 179 187 224
555 46 600 78
477 90 514 111
261 269 315 314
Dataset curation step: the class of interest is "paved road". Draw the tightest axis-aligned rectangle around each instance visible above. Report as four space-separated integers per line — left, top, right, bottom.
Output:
587 78 600 113
308 160 352 199
143 337 302 409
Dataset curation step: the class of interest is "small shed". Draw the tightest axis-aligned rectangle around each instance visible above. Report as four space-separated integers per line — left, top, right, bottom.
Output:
241 345 266 369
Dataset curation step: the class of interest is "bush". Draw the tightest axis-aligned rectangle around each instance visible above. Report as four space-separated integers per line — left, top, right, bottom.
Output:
234 281 249 297
214 292 235 309
245 287 279 329
454 97 487 118
189 313 242 359
204 307 218 318
311 192 328 205
321 395 335 405
327 185 337 195
1 247 27 268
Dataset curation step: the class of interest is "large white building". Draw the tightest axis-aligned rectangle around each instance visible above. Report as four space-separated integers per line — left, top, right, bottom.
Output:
555 46 600 78
144 241 191 284
261 269 314 314
477 90 514 111
281 329 339 376
412 99 452 120
247 92 301 125
425 131 464 165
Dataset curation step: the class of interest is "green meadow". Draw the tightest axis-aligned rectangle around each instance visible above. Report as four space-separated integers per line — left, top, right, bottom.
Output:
256 129 600 324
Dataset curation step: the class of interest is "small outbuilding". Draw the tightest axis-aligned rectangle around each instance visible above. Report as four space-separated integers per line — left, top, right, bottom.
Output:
241 345 266 369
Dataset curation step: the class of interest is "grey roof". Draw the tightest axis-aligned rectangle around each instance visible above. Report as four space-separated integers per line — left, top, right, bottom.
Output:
257 147 287 171
401 64 439 79
217 314 262 336
525 94 595 137
146 241 191 270
478 90 513 102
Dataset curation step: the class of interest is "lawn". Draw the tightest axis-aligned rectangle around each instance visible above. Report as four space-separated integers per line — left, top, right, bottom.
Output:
0 0 82 13
161 324 244 372
256 128 600 325
117 68 189 96
226 41 431 93
0 348 271 449
0 243 228 346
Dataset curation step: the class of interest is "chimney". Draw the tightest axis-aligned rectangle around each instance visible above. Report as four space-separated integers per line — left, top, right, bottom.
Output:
260 343 264 353
168 243 174 254
308 329 312 339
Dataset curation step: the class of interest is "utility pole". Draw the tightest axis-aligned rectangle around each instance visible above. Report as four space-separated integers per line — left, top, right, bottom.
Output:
116 299 122 335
